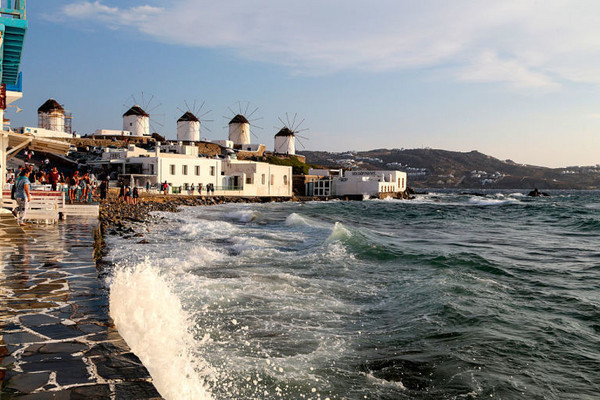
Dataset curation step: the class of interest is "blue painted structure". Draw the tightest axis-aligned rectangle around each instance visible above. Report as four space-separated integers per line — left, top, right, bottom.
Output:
0 0 26 91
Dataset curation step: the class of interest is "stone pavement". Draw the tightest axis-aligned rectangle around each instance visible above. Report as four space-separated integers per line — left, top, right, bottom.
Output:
0 217 162 399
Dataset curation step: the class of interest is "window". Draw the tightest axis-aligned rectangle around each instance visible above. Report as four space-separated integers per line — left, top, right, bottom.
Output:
195 166 200 175
283 175 288 185
182 165 188 175
210 166 215 176
261 174 265 185
401 178 405 188
130 122 133 127
246 177 253 184
170 164 175 175
270 175 274 185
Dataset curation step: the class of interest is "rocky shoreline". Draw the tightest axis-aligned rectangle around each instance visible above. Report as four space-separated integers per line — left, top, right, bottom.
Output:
97 190 415 240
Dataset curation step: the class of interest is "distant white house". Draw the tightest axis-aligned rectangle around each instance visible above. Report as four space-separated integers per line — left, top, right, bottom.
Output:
15 126 73 139
306 169 407 198
91 129 133 138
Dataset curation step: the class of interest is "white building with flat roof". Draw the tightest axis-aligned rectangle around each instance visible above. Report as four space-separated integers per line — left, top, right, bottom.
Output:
222 159 292 197
15 126 73 139
93 143 292 197
306 169 407 198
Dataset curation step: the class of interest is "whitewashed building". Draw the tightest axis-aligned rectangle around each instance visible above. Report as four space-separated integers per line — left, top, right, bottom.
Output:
91 129 133 138
306 169 407 198
15 126 72 139
222 159 292 197
93 143 292 197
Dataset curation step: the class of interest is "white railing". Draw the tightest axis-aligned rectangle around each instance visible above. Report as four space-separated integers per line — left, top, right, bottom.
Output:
2 190 64 223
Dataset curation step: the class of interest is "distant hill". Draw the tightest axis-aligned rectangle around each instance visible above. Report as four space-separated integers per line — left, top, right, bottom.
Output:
299 148 600 189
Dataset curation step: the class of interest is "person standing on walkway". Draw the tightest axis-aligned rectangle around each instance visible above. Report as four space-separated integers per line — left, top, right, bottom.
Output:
14 169 32 226
48 167 60 191
99 178 108 200
68 171 79 204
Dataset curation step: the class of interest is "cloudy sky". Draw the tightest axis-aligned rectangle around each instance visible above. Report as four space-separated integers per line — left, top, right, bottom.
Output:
9 1 600 167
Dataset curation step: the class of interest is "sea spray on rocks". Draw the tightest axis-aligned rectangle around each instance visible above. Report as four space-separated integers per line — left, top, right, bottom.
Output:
109 260 213 400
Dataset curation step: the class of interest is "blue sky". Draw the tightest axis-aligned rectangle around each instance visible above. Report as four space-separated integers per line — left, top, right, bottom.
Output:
8 0 600 167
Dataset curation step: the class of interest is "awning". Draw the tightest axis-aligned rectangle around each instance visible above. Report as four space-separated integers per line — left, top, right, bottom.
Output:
5 131 70 159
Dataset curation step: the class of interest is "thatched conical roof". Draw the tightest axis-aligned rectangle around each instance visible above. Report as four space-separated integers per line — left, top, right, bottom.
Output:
177 111 199 122
38 99 64 114
275 127 295 137
229 114 249 124
123 105 149 117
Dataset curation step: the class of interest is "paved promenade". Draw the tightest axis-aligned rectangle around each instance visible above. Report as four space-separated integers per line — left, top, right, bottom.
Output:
0 215 162 399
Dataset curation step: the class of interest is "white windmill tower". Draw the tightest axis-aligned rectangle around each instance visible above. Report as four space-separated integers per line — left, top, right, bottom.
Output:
274 113 309 155
176 101 212 142
225 102 262 147
38 99 65 132
228 114 250 146
177 111 199 141
122 92 163 137
122 105 150 137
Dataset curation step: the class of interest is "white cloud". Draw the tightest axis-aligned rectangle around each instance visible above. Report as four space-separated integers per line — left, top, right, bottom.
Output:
60 0 600 88
457 51 559 89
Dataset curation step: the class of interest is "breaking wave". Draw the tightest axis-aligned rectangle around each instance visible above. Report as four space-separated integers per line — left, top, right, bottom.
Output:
109 261 213 400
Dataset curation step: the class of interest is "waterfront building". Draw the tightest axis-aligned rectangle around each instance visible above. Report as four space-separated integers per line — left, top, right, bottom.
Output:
93 143 292 197
222 159 292 197
306 168 407 198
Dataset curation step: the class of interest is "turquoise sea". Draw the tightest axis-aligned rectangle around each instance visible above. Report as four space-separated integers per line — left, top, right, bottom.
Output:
106 191 600 399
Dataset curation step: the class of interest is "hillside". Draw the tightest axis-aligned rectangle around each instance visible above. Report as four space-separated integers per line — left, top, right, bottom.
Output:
299 148 600 189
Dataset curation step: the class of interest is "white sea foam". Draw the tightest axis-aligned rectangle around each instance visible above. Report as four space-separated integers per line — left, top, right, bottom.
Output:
226 210 256 223
285 212 330 229
285 212 312 227
367 196 403 203
364 372 406 390
326 222 352 242
109 261 213 400
178 219 237 239
467 197 518 206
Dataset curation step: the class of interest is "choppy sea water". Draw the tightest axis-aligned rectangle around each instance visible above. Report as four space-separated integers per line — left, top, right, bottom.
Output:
105 191 600 400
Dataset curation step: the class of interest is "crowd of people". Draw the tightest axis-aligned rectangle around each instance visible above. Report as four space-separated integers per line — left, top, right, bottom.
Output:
117 179 140 204
7 162 105 225
8 161 223 225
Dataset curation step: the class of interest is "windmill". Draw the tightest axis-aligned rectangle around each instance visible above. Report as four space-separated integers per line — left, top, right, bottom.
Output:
274 113 309 155
122 92 164 137
176 100 213 142
223 101 263 147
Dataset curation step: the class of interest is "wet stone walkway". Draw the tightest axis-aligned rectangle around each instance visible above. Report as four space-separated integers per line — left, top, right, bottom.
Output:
0 218 161 399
